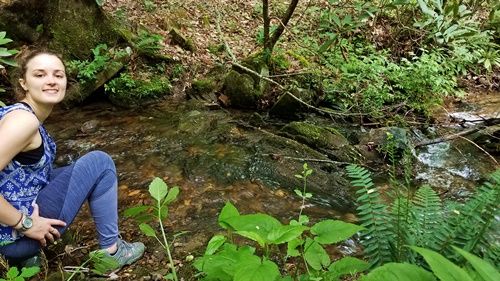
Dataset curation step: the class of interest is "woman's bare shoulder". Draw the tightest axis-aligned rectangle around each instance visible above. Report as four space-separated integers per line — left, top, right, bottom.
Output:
0 109 39 133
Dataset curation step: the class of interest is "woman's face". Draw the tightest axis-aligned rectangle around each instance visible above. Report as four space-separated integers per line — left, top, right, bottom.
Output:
19 53 67 105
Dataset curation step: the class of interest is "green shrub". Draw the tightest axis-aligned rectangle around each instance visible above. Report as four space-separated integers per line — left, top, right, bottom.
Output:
104 72 171 106
66 44 112 82
0 31 18 105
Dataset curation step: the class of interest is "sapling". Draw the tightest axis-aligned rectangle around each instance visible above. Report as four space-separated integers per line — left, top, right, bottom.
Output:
124 177 180 281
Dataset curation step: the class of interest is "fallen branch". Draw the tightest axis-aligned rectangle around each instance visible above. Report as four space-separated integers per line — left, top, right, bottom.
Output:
414 127 482 148
263 154 351 166
458 136 499 166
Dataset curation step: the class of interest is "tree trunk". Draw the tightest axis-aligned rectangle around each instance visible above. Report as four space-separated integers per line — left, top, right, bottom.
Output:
261 0 299 65
263 0 270 64
269 0 299 53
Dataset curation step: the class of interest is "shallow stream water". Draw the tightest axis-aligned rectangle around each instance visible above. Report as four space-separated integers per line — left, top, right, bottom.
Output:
44 93 499 257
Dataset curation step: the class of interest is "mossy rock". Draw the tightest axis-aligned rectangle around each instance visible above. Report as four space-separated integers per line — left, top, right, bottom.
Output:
358 127 410 161
270 88 315 119
282 122 350 149
223 70 262 108
46 0 121 59
189 78 218 100
187 65 228 101
169 28 196 52
281 121 360 162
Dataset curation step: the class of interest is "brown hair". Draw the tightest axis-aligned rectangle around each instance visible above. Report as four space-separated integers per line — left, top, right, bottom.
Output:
13 48 66 100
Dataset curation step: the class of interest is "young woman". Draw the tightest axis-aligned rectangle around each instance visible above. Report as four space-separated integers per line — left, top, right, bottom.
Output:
0 49 145 269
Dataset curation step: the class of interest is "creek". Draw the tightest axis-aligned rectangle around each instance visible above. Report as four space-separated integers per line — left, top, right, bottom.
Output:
45 94 499 255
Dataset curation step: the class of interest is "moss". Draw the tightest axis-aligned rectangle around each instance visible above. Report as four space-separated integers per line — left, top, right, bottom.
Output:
46 0 120 60
224 70 260 108
106 72 171 108
192 78 217 93
282 122 350 149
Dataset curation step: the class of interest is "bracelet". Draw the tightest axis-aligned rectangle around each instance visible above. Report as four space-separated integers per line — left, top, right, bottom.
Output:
10 213 23 228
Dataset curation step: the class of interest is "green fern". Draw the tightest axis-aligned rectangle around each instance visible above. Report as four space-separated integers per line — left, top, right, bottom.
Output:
411 185 443 248
390 197 415 263
347 164 393 267
431 170 499 263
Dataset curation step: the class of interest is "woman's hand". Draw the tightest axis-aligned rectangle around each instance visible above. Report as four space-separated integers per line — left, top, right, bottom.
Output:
22 203 66 247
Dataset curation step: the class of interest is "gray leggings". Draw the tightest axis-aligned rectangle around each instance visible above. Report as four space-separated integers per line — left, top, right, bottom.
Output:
0 151 119 264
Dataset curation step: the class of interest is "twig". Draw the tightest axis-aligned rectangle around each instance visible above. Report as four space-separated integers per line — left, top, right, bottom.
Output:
267 71 314 78
215 9 236 62
263 154 351 165
458 136 499 167
414 127 482 148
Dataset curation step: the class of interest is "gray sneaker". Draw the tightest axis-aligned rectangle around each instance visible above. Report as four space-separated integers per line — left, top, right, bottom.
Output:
99 239 145 271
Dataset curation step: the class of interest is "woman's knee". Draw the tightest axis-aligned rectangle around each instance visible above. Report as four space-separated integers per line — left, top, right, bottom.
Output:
77 151 116 172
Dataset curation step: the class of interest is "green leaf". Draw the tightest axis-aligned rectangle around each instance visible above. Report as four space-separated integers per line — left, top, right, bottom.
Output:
328 257 369 277
311 220 363 244
6 267 19 279
218 201 240 229
159 206 169 220
304 238 330 270
123 205 149 217
294 189 303 197
332 13 341 27
318 36 337 53
235 230 266 248
305 169 313 177
223 213 282 242
20 266 40 278
417 0 437 17
287 238 303 257
148 177 168 202
453 246 500 281
89 250 120 275
411 246 474 281
0 48 17 57
360 263 436 281
267 225 308 244
194 244 257 279
234 258 280 281
205 235 227 255
0 38 12 45
163 186 179 204
139 223 157 237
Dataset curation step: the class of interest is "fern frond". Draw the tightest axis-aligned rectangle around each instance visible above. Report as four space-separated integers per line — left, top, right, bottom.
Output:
432 170 499 264
347 164 393 267
390 197 415 263
411 185 443 248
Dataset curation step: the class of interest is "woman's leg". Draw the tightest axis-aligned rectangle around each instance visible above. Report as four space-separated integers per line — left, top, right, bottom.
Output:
0 151 119 263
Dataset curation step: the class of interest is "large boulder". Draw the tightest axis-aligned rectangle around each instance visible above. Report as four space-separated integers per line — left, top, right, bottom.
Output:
0 0 121 59
281 121 361 162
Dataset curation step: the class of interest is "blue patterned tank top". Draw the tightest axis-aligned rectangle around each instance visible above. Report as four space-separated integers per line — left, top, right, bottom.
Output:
0 103 57 245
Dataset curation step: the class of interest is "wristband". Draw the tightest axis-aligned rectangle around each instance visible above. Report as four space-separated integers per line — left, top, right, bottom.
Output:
11 213 23 228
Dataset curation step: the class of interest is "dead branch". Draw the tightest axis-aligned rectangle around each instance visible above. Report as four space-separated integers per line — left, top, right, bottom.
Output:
458 136 499 166
263 154 351 166
414 127 482 148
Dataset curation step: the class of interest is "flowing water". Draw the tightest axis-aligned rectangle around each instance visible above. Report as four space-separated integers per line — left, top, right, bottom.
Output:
44 93 499 255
